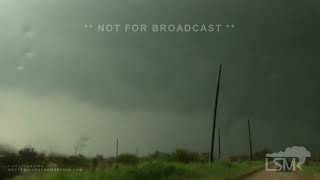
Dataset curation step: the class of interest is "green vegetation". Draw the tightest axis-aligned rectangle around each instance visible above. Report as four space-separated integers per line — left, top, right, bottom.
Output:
302 162 320 176
1 146 268 180
12 161 263 180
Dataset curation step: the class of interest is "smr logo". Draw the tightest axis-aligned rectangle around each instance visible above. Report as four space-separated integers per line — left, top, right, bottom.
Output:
265 146 311 172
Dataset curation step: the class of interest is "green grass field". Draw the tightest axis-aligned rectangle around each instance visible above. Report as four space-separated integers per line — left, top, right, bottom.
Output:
11 161 264 180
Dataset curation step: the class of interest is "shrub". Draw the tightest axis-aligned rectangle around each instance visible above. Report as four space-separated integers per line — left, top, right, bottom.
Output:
16 147 47 166
92 154 105 170
253 148 271 160
116 154 139 165
125 161 189 180
173 149 199 163
148 151 173 161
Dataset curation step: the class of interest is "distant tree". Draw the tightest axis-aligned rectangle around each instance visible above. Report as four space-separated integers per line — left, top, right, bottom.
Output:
116 154 139 165
0 152 18 180
67 154 89 168
198 152 210 162
149 151 172 161
92 154 104 170
228 154 250 162
311 152 320 162
172 149 199 163
253 148 271 160
18 147 46 164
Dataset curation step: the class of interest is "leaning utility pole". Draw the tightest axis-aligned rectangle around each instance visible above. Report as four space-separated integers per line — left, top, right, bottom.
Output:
218 128 221 160
248 119 253 161
210 64 222 164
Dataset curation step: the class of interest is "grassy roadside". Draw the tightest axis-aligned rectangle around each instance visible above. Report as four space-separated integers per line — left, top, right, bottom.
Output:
11 161 264 180
301 162 320 177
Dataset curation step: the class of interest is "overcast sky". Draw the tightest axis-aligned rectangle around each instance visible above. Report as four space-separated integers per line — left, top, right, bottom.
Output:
0 0 319 157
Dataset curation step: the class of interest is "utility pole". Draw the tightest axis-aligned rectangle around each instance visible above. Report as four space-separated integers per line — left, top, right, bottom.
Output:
248 119 253 161
218 128 221 160
210 64 222 164
74 146 77 156
136 147 139 157
219 128 221 160
116 139 119 157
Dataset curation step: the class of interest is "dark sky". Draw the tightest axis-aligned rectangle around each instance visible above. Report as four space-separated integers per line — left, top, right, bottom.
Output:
0 0 319 157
